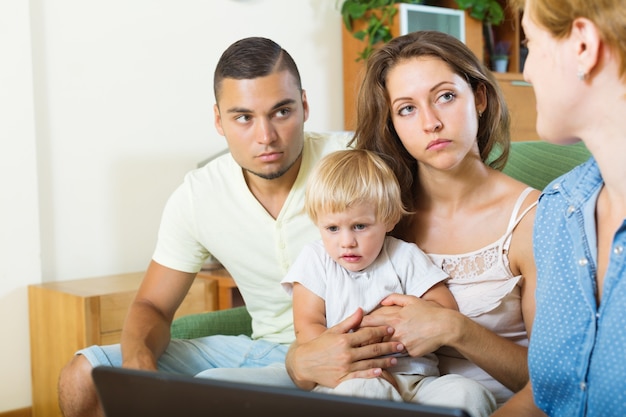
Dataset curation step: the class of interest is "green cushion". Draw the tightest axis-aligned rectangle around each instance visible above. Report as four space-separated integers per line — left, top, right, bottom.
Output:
171 306 252 339
502 141 591 190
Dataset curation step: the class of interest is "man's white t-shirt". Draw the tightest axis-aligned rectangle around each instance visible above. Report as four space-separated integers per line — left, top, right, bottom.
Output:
153 131 351 344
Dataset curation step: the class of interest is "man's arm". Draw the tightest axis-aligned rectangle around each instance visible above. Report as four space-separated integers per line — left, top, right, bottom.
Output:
120 260 196 370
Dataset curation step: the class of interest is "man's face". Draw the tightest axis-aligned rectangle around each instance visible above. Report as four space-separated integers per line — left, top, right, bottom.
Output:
214 70 309 180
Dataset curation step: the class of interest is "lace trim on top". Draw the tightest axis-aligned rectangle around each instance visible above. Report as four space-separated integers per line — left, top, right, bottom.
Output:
429 188 537 317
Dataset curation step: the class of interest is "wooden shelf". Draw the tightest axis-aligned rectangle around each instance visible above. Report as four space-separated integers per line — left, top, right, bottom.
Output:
342 1 481 131
342 0 537 141
491 0 524 72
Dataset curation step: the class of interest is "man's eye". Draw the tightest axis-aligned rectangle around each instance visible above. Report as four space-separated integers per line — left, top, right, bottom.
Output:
274 108 291 119
235 114 251 123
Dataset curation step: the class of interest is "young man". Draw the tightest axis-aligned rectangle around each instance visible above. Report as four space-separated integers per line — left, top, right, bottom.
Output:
57 37 356 417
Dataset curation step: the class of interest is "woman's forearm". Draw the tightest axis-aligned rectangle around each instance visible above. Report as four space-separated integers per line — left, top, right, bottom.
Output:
492 382 547 416
372 295 529 393
449 312 529 392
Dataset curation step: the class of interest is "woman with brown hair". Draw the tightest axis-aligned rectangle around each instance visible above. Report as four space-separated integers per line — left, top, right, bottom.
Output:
287 30 539 409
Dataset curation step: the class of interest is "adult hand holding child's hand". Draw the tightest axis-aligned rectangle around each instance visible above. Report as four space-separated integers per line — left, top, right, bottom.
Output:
285 307 404 390
362 294 458 358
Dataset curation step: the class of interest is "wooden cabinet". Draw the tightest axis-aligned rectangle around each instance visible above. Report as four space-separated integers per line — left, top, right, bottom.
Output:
342 0 538 141
28 272 217 417
495 72 538 141
197 268 243 310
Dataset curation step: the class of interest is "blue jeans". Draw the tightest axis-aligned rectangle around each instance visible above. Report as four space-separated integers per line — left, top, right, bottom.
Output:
78 334 293 385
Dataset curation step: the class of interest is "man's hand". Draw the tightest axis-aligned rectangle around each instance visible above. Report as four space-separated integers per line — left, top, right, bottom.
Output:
286 308 405 390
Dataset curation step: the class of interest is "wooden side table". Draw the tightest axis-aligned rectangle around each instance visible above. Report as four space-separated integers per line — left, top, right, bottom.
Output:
28 272 217 417
196 268 242 310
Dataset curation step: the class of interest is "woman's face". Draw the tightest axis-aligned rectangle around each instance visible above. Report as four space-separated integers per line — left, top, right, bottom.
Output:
521 1 582 144
386 56 485 171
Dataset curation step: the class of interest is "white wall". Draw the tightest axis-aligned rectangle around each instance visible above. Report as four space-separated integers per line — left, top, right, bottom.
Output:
0 0 42 411
0 0 344 411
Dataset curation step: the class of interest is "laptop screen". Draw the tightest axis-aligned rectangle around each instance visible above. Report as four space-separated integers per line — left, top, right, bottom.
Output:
92 366 471 417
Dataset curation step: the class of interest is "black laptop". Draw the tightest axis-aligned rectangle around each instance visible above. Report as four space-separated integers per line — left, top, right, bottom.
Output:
92 366 471 417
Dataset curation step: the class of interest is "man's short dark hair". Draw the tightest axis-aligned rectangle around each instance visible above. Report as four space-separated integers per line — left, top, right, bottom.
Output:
213 37 302 101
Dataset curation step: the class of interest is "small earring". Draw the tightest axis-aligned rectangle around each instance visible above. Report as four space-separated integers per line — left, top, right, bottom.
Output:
577 69 587 81
478 110 483 118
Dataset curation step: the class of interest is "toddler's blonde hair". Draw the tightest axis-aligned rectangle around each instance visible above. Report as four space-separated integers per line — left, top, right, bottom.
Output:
305 149 409 227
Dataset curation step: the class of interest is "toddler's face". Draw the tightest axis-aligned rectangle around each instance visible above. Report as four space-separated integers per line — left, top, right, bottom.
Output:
316 203 390 272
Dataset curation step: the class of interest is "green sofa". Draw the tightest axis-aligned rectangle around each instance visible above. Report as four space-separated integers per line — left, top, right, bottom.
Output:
170 140 592 340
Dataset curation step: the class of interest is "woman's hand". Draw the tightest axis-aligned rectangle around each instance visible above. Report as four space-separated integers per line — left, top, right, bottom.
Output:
362 294 460 357
368 293 530 392
285 308 405 390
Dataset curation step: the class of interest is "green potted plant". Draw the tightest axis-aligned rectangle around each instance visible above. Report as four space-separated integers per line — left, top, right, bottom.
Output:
339 0 423 61
339 0 506 63
491 40 510 72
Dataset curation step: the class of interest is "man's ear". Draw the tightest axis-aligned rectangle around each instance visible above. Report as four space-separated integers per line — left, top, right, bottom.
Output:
214 103 225 137
301 89 310 123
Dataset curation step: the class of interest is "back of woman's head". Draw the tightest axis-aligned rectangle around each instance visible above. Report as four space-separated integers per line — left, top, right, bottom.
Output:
305 149 408 227
352 31 510 209
510 0 626 79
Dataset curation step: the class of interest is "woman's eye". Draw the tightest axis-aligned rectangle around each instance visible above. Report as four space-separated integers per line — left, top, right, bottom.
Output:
398 105 415 116
438 92 456 103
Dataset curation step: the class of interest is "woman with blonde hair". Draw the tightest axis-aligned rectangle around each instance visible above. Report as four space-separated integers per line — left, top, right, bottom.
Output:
494 0 626 415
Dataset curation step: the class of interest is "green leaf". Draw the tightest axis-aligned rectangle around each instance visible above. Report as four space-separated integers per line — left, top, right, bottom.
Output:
453 0 504 25
339 0 428 60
